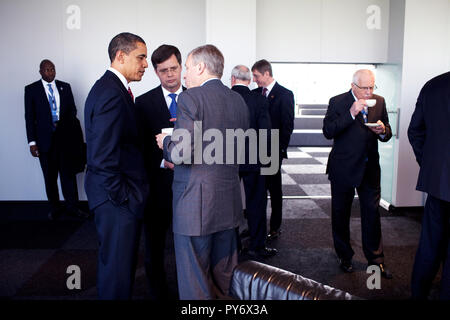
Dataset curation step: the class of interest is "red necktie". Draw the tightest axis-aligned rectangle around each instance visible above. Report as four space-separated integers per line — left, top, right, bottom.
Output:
262 87 268 97
128 87 134 101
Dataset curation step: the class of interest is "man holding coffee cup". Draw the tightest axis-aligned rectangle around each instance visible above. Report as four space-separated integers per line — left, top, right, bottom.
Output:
323 69 393 279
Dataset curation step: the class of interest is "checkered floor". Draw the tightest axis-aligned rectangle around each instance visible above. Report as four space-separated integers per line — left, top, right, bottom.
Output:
281 147 331 197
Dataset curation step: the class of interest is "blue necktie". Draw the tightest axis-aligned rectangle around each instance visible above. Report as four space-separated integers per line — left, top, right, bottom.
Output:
361 106 368 123
168 93 177 119
47 84 58 124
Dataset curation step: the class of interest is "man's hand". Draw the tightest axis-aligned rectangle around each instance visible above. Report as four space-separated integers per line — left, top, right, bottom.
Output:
156 133 168 150
164 160 174 170
369 120 386 135
350 99 366 117
30 145 39 157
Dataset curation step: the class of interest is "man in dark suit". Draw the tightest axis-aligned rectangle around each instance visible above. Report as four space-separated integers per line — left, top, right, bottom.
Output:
84 32 149 299
135 44 185 299
251 59 294 240
323 69 392 279
230 65 276 258
156 45 249 299
25 59 88 220
408 71 450 300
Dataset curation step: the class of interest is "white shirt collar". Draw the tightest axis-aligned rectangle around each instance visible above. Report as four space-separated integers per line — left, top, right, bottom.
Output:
161 85 183 98
41 78 56 87
264 79 276 96
108 66 128 90
351 90 358 101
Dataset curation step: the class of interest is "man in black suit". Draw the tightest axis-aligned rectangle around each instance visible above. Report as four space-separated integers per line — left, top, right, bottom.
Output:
135 44 185 299
84 32 149 299
230 65 276 258
25 59 88 220
408 71 450 300
251 59 294 240
323 69 392 279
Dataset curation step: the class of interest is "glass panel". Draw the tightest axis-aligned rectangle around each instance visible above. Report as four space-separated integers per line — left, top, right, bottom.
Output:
375 64 402 204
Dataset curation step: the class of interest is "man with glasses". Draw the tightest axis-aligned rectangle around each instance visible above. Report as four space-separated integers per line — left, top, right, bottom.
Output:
323 69 393 279
135 44 186 299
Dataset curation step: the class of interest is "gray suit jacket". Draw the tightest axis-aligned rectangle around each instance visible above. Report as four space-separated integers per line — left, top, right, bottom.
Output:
163 79 250 236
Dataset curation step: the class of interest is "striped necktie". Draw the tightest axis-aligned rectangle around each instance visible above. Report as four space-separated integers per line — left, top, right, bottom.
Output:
47 84 58 124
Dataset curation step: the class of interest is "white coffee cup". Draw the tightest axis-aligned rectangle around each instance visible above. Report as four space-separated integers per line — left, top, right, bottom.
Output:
365 99 376 107
161 128 173 135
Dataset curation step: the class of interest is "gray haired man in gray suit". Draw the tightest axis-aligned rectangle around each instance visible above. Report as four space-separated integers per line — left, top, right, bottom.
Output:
156 44 249 299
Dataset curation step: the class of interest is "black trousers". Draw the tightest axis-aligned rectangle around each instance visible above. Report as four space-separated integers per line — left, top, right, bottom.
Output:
330 169 384 264
241 171 268 250
411 195 450 300
94 200 142 300
143 169 174 300
266 161 283 232
38 133 79 211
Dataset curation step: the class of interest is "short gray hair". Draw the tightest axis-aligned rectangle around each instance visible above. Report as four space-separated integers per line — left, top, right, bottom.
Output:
231 65 251 81
353 69 375 84
188 44 224 78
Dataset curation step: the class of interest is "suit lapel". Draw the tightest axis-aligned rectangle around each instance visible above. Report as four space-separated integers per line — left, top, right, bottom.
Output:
55 80 65 116
37 81 54 122
155 86 172 122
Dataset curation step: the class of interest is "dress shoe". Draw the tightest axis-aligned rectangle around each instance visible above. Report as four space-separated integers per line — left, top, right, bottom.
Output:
370 263 393 279
338 259 354 273
247 247 278 258
266 229 281 241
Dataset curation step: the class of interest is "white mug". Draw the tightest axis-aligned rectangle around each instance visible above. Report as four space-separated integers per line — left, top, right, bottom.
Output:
161 128 173 135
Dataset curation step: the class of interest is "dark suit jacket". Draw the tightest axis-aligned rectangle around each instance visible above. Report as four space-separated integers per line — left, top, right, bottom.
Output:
408 71 450 202
84 70 148 216
253 82 294 159
232 85 271 172
163 79 250 236
24 79 85 172
323 90 392 188
135 85 186 180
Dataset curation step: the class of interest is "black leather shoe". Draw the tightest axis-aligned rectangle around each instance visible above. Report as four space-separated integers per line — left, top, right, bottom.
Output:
339 259 354 273
266 230 281 241
370 263 393 279
248 247 278 258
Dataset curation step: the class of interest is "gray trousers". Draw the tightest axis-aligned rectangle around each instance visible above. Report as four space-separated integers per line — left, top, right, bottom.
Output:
174 229 238 300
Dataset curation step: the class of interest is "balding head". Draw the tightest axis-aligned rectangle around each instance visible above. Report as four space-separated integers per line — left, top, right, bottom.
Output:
351 69 376 100
231 65 251 86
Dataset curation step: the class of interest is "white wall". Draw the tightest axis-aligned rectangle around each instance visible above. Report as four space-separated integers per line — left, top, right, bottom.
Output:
256 0 390 63
206 0 256 88
0 0 205 201
393 0 450 206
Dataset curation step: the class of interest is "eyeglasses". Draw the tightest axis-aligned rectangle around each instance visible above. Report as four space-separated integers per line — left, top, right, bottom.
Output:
353 83 377 91
157 66 179 75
